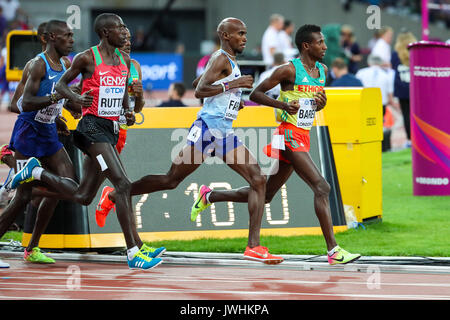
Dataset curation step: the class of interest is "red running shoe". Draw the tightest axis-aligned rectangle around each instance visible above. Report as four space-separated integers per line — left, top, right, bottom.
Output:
243 246 284 264
95 186 115 227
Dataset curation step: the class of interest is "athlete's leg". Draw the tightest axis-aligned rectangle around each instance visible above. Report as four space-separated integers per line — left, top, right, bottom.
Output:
85 142 137 249
209 160 294 204
282 148 337 251
31 154 105 205
109 144 205 203
219 145 266 248
25 148 77 251
0 151 33 238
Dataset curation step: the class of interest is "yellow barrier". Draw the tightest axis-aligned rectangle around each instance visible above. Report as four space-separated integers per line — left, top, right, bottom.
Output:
324 87 383 222
6 30 39 82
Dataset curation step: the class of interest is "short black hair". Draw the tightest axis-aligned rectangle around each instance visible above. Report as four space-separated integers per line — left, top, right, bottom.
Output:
172 82 186 97
94 13 120 38
45 20 68 35
295 24 321 52
37 22 48 37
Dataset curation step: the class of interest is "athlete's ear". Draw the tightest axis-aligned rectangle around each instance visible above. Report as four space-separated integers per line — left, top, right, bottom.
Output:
222 31 230 41
302 42 310 52
47 32 56 42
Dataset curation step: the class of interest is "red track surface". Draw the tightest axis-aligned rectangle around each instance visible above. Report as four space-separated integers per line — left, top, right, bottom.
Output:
1 259 449 300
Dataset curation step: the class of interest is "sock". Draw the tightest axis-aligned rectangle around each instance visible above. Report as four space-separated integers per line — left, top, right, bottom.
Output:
328 245 339 256
32 167 44 180
205 191 212 204
127 246 139 260
24 248 32 258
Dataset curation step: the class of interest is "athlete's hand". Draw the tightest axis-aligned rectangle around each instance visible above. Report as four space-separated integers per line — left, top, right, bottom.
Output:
125 110 135 126
239 100 245 110
231 75 254 89
283 100 300 115
314 90 327 111
129 80 143 98
55 116 70 136
77 89 94 107
69 109 82 119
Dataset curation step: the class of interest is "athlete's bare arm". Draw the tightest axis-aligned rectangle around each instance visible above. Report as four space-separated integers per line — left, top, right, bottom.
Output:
130 59 145 113
314 63 328 111
9 59 34 113
55 50 94 107
249 63 299 115
22 59 61 111
194 52 253 99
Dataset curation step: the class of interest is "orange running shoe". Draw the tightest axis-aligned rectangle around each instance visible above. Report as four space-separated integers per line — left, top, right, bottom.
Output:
243 246 284 264
95 186 115 227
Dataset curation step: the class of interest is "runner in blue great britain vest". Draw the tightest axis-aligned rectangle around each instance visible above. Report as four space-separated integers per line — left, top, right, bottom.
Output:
95 17 285 264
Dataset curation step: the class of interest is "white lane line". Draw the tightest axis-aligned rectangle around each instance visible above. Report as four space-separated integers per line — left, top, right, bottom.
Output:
2 273 450 288
1 283 449 300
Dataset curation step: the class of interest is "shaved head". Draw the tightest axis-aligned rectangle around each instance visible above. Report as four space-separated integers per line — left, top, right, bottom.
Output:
217 17 245 38
94 13 121 38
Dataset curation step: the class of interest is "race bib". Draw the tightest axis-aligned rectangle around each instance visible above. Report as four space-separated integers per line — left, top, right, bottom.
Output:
187 125 202 143
98 86 125 117
296 98 316 129
224 92 241 120
34 99 64 124
271 134 285 150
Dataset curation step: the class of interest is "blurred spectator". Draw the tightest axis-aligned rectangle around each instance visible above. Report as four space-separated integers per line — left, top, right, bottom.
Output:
132 26 148 51
256 52 285 99
0 0 21 22
0 7 6 43
158 82 186 107
367 29 381 52
322 23 346 71
370 26 394 67
278 20 298 61
330 57 363 87
196 34 220 77
340 24 362 74
0 43 8 107
391 30 417 146
356 54 394 151
261 13 284 68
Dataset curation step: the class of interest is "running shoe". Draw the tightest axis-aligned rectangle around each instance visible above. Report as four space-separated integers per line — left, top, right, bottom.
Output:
243 246 284 264
24 247 55 264
0 258 10 268
10 157 41 189
0 168 15 205
190 185 212 222
95 186 115 227
127 248 162 270
327 246 361 265
141 243 166 258
0 144 13 165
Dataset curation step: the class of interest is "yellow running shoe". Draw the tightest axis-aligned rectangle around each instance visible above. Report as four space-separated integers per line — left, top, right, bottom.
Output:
24 247 55 264
190 185 212 222
327 246 361 265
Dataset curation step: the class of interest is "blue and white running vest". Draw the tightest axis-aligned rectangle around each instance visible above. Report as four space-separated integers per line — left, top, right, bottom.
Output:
10 53 66 157
18 53 66 134
197 50 242 137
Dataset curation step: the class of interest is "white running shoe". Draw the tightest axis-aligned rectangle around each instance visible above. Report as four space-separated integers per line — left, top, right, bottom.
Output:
0 258 10 268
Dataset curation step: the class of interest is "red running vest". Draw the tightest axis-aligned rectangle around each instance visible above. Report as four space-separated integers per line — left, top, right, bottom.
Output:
81 46 129 121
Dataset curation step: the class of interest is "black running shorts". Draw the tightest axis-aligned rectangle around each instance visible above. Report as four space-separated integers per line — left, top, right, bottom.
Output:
73 114 119 154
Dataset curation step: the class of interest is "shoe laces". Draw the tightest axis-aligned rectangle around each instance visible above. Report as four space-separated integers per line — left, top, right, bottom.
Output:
135 249 152 262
